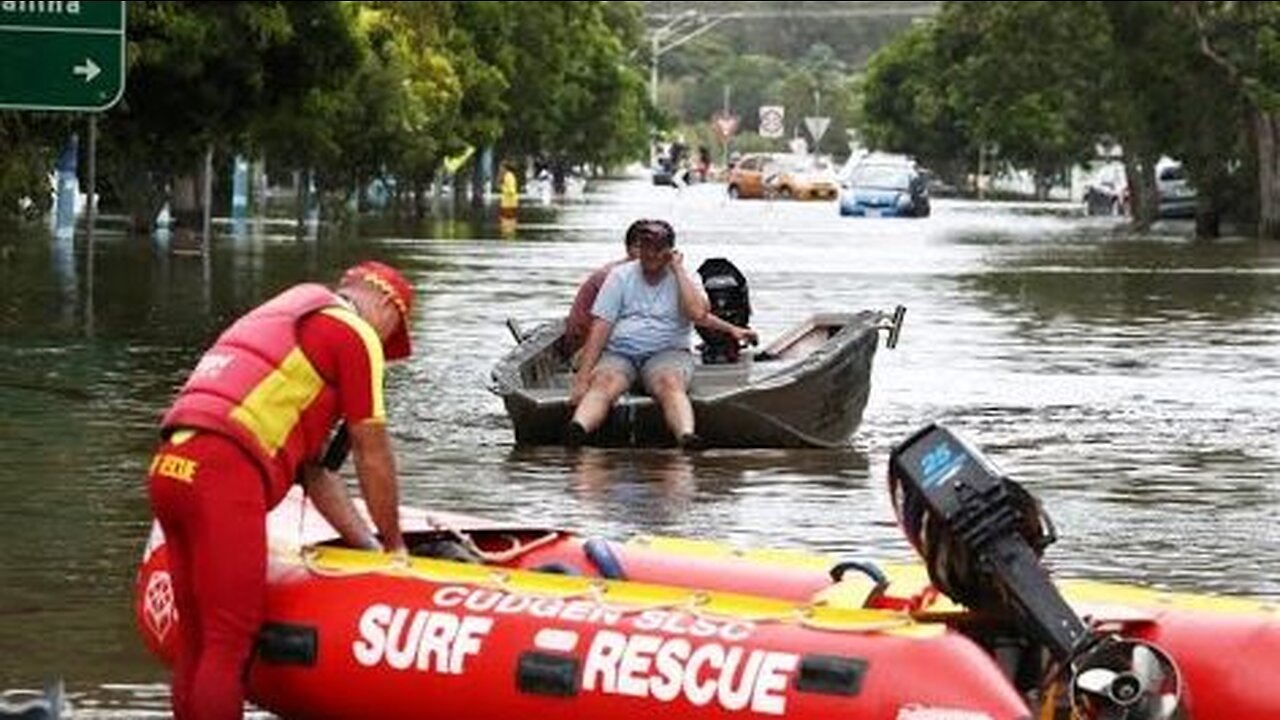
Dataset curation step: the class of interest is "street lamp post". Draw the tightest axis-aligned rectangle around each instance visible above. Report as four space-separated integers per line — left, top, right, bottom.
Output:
643 7 939 167
651 31 660 107
647 10 725 166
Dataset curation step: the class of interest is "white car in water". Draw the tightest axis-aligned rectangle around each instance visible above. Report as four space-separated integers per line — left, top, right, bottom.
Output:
1156 158 1196 219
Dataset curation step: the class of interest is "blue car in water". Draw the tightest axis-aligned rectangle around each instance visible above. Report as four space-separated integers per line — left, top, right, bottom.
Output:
839 162 931 218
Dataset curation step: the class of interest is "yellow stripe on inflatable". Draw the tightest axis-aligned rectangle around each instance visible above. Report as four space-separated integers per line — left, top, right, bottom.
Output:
1059 578 1280 616
630 535 845 572
294 545 943 637
286 541 1278 633
628 535 967 613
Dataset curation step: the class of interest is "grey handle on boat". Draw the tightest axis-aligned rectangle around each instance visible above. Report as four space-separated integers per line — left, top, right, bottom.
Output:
878 305 906 349
506 318 526 343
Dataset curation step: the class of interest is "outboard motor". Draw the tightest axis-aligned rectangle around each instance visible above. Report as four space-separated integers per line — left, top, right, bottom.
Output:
888 424 1182 720
695 258 751 364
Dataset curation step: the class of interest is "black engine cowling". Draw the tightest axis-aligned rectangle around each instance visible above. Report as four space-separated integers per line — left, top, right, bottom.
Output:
887 424 1184 720
695 258 751 364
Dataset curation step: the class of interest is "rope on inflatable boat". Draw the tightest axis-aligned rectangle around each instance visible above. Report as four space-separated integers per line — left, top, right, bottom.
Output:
288 501 917 635
446 528 563 564
290 494 563 565
296 547 915 635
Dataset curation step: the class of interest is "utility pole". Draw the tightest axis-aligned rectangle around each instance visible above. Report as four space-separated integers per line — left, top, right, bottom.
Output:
645 6 939 164
721 85 733 169
647 11 727 167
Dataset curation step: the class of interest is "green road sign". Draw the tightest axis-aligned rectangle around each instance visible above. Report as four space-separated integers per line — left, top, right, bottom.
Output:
0 1 126 112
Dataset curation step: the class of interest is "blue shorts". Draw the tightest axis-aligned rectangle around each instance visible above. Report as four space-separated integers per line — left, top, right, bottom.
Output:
596 349 694 392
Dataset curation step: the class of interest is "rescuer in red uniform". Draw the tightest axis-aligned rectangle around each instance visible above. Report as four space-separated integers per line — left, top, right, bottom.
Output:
146 260 415 719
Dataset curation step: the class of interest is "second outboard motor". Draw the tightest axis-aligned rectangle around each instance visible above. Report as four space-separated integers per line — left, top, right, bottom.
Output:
695 258 751 364
888 424 1183 720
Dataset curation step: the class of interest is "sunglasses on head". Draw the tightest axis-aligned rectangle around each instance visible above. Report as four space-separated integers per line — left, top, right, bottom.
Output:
632 220 674 246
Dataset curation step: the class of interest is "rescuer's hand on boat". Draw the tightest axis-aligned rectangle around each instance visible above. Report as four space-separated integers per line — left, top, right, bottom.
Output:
299 464 383 551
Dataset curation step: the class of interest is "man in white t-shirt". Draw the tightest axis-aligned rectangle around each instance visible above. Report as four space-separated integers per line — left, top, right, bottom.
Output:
567 219 756 449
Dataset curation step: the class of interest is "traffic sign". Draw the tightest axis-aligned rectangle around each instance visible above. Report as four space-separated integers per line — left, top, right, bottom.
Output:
804 116 831 145
711 111 739 139
0 1 126 112
759 105 785 139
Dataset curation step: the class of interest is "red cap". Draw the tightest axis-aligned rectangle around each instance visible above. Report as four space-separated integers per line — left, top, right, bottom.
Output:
341 261 413 360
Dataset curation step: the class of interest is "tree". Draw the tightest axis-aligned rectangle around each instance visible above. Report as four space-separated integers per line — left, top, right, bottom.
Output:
860 21 973 185
102 2 364 230
252 2 464 218
774 44 859 156
0 114 73 222
499 2 652 183
1095 1 1244 236
936 2 1113 198
692 54 789 134
1179 1 1280 239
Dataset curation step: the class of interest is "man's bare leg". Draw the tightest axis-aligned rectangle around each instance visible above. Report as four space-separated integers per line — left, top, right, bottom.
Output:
571 369 630 433
647 369 695 440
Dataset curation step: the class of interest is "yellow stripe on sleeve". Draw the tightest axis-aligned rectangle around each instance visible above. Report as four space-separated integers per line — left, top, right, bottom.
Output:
319 307 386 420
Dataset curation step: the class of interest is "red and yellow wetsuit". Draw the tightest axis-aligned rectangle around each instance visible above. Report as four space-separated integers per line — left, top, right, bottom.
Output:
146 284 387 720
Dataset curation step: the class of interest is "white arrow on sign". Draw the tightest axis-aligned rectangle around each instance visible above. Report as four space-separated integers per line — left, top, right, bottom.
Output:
804 116 831 145
73 58 101 83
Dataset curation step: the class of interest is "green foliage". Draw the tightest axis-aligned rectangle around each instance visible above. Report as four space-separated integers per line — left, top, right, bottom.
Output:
858 0 1277 230
497 2 651 169
648 1 936 158
647 1 935 73
1179 1 1280 237
859 21 969 179
2 1 661 223
679 54 787 133
253 3 464 198
1184 1 1280 111
0 114 74 221
671 46 864 159
446 1 514 153
935 1 1113 191
98 1 365 227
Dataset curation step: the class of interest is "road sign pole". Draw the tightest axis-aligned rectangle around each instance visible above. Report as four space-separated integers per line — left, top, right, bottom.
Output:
86 113 97 338
202 145 213 255
87 115 97 240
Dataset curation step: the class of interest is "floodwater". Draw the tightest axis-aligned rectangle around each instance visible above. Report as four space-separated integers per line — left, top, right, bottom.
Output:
1 176 1278 715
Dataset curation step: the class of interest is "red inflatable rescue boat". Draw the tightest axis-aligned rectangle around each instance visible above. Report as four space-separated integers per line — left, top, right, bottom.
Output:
135 426 1280 719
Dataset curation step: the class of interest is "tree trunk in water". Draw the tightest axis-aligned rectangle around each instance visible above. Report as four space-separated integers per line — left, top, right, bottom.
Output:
172 171 200 238
1255 107 1280 240
114 167 166 233
470 161 485 208
1194 201 1220 239
1122 153 1157 231
412 179 425 221
294 170 306 238
1033 171 1050 201
1193 164 1225 240
552 160 566 196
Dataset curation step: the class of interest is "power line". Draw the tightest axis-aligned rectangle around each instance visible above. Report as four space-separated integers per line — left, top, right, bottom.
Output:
648 7 939 24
